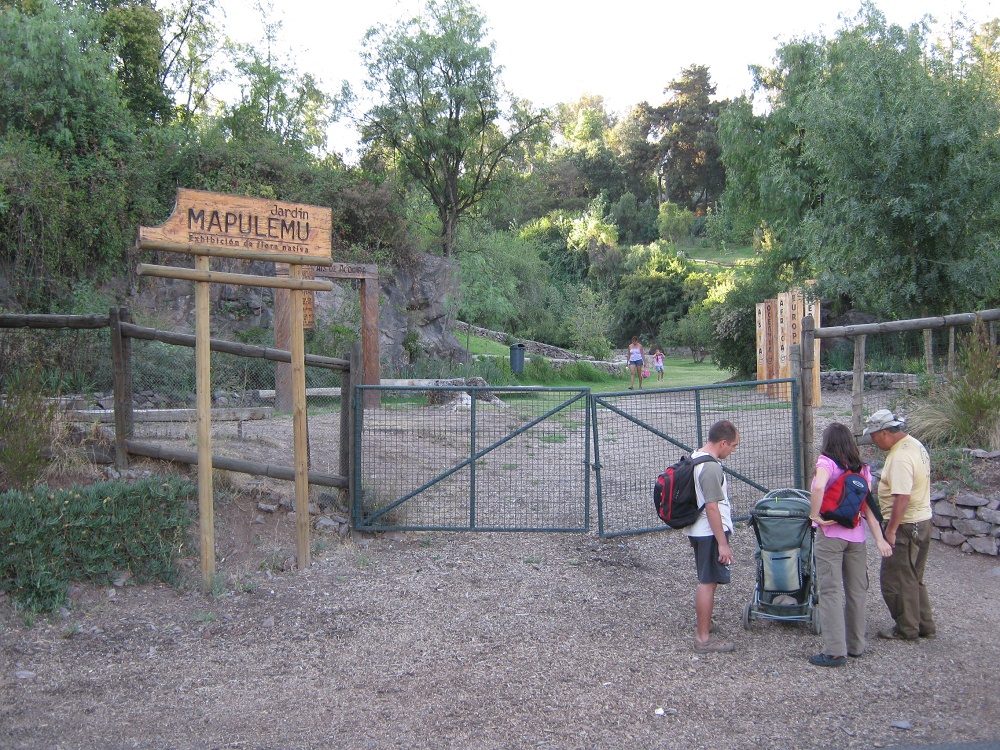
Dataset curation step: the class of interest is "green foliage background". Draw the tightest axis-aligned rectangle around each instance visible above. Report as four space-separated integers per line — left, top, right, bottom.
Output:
2 0 1000 383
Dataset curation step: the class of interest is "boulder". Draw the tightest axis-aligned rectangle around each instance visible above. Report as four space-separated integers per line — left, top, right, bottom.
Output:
953 519 992 537
968 536 999 556
978 507 1000 525
953 492 990 508
939 530 967 546
933 502 976 520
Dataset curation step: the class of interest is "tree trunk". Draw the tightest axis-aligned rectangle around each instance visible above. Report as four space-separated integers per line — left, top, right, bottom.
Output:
441 209 457 257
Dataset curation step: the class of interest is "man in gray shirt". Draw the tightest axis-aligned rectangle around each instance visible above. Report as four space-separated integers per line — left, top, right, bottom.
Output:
686 420 739 653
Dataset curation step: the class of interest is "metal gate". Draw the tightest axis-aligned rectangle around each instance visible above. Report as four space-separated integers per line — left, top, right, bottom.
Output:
592 380 802 537
352 386 590 532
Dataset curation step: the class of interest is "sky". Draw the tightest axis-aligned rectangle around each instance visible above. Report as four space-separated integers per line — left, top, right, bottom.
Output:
213 0 1000 159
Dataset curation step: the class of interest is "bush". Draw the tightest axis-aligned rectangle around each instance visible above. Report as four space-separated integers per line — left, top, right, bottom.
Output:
666 305 714 363
568 286 612 360
657 202 695 243
522 355 558 384
0 476 194 612
559 361 614 383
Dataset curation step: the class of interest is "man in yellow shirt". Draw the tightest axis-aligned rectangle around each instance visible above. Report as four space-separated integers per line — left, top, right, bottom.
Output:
863 409 936 641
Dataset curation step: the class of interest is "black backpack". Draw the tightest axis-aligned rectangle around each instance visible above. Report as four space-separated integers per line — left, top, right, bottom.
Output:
653 454 717 528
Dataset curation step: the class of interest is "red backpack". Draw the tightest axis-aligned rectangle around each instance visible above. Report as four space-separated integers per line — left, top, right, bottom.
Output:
819 457 875 528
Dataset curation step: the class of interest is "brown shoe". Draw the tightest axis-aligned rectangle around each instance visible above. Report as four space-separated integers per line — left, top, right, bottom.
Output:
877 627 917 641
694 637 735 653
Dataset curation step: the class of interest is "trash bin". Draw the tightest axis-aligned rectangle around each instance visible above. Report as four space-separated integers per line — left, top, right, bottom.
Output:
509 343 526 374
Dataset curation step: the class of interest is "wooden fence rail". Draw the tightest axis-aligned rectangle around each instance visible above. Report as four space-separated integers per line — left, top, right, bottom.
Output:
0 314 110 329
119 322 349 371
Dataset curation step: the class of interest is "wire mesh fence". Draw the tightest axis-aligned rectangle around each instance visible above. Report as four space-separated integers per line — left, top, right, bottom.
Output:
353 386 590 532
127 338 347 477
593 381 802 537
818 322 987 422
0 326 112 394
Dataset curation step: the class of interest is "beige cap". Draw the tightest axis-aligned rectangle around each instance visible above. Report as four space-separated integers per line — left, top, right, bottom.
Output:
862 408 905 436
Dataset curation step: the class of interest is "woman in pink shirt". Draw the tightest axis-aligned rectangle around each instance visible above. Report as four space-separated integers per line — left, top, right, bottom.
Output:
808 422 892 667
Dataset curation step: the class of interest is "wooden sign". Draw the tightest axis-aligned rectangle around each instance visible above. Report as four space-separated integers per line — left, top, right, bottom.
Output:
756 300 778 396
139 188 332 259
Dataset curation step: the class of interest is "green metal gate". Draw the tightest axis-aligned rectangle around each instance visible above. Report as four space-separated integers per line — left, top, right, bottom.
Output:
353 386 590 532
592 380 802 537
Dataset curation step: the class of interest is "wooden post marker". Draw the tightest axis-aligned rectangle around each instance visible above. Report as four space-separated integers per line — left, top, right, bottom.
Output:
755 287 821 404
138 189 334 591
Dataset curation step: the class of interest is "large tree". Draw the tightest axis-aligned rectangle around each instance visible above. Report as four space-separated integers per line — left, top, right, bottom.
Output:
648 65 727 212
718 4 1000 318
361 0 544 256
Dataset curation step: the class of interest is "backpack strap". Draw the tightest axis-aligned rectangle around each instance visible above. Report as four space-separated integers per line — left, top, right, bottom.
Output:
690 453 721 509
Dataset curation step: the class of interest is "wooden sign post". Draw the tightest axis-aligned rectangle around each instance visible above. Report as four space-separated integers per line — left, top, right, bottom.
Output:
137 189 334 591
756 287 822 405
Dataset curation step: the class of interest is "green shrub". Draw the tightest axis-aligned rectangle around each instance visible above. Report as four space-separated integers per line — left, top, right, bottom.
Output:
568 286 612 360
0 368 58 491
909 321 1000 450
559 361 613 383
522 356 557 384
0 476 194 612
657 202 695 243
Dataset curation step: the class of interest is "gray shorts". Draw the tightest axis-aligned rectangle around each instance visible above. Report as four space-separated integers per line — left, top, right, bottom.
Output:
690 533 731 585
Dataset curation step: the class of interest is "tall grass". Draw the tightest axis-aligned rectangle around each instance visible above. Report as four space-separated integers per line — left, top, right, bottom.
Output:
909 321 1000 450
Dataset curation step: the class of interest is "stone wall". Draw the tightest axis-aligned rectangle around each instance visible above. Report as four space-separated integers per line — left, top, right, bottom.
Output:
931 489 1000 556
821 371 920 391
454 322 586 360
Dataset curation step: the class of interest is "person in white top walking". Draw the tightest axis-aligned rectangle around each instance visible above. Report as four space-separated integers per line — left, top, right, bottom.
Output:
627 337 645 390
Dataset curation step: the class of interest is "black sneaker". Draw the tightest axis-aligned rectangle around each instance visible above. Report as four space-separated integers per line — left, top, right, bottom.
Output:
808 653 846 667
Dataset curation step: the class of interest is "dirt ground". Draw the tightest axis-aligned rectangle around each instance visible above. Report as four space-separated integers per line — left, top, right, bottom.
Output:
3 394 1000 749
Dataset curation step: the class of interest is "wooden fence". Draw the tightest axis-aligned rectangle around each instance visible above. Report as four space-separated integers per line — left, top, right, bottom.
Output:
797 308 1000 480
0 309 354 490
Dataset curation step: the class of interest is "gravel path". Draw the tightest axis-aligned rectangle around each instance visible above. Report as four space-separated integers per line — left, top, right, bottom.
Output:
3 520 999 749
3 391 999 749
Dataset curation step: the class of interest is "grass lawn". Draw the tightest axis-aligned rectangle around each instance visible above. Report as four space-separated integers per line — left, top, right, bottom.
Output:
541 354 729 393
455 331 730 391
605 355 728 392
457 330 516 356
684 244 755 265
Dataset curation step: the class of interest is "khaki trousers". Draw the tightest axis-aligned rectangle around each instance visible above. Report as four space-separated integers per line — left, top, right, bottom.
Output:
880 520 936 639
814 531 869 657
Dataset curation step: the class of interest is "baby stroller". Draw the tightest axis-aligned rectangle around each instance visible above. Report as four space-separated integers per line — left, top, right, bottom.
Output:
742 488 820 634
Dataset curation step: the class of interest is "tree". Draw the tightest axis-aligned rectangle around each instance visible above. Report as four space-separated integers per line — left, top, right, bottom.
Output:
361 0 544 256
718 4 1000 320
648 65 727 212
221 5 340 153
98 0 173 124
0 1 148 307
159 0 224 124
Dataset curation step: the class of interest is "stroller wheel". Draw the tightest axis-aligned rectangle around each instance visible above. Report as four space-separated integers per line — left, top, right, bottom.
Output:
742 601 753 630
810 605 822 635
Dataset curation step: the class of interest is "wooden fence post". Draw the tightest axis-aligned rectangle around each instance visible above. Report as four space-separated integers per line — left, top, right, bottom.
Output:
948 326 956 375
340 344 354 490
924 328 934 375
109 307 133 470
800 317 815 487
348 342 363 526
790 343 804 486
